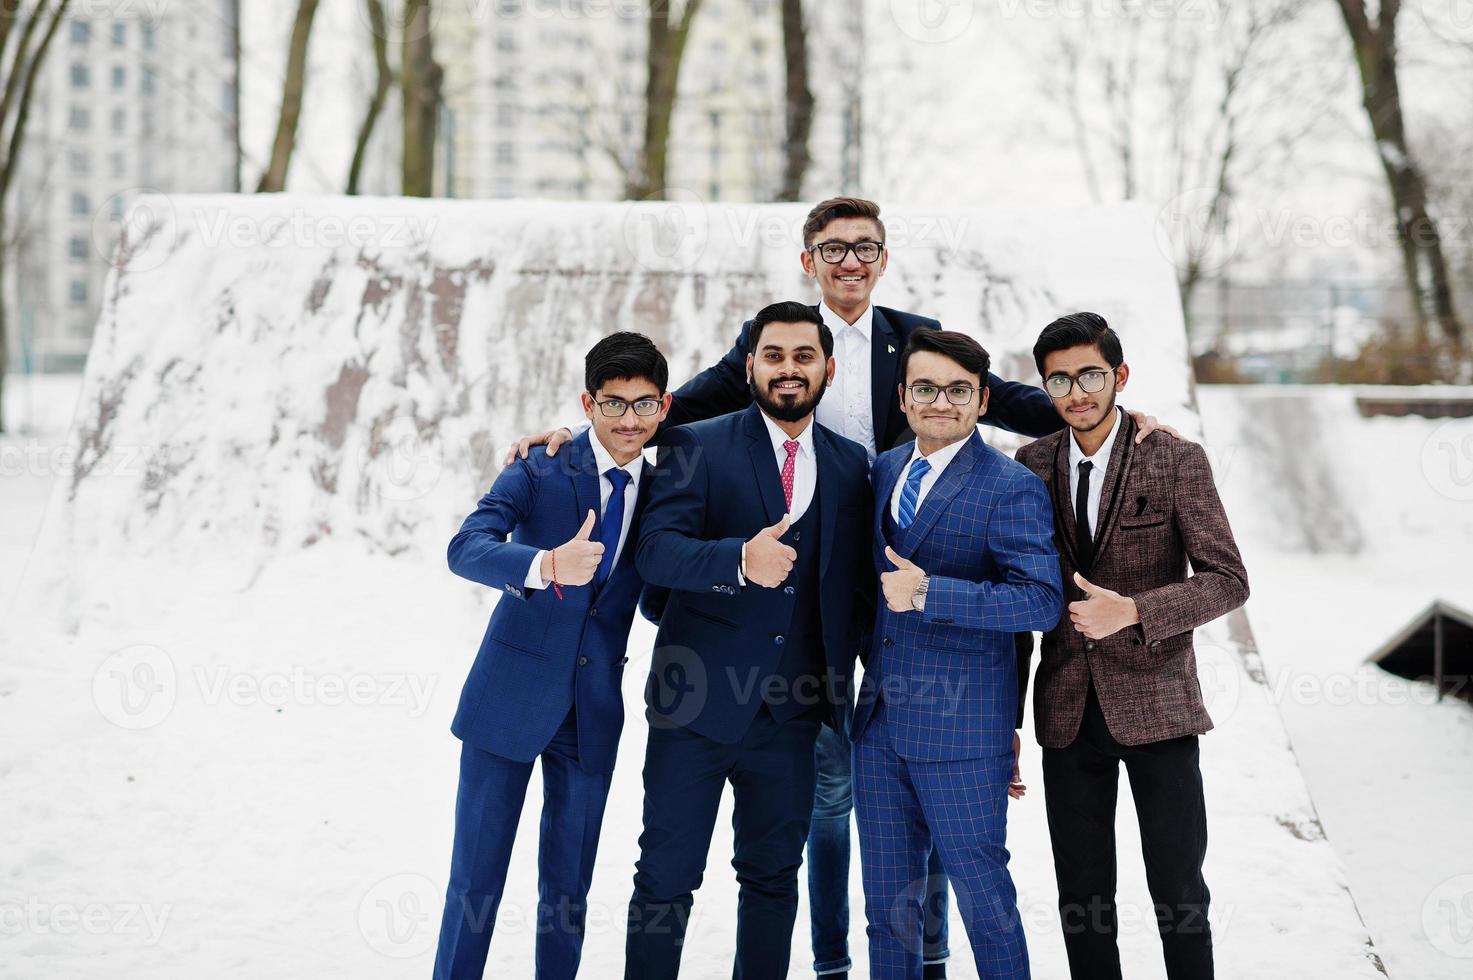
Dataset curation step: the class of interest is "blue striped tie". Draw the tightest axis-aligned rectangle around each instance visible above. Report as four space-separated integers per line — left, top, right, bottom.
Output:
594 467 632 588
897 457 931 529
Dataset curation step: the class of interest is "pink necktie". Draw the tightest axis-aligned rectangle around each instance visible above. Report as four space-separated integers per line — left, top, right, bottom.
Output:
781 440 800 512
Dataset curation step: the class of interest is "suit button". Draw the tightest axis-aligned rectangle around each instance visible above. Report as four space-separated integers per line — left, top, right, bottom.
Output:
792 531 802 542
1151 640 1161 648
774 635 785 646
1085 641 1096 651
589 608 597 617
882 637 893 647
578 656 589 666
784 586 795 596
712 585 722 592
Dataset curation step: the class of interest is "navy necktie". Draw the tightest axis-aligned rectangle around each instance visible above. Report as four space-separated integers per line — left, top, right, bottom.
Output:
1075 460 1094 571
595 467 632 588
897 457 931 529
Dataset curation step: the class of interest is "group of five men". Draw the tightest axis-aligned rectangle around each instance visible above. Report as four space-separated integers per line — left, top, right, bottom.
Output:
434 197 1249 979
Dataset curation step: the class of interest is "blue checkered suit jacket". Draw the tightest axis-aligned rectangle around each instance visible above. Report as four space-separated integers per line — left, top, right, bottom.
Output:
851 429 1063 761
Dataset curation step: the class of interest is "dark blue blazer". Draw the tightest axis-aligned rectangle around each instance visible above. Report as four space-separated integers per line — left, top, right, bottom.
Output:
446 430 651 774
660 305 1063 448
852 430 1063 761
635 404 874 743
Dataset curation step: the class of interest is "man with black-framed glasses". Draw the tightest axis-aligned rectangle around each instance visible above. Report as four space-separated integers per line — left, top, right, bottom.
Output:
502 198 1174 979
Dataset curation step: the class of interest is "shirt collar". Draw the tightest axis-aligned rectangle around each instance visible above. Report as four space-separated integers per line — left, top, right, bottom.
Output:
819 299 873 341
760 410 815 457
1068 407 1123 472
904 429 970 479
589 429 645 487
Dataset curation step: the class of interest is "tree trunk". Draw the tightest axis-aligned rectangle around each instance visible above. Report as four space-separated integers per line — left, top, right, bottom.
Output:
627 0 705 200
401 0 441 197
0 0 72 432
777 0 812 201
348 0 392 195
258 0 321 193
1334 0 1465 355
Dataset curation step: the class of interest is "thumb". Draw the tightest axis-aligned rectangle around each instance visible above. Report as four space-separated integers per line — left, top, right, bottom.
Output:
575 510 597 540
885 546 913 569
764 513 791 538
1073 572 1103 597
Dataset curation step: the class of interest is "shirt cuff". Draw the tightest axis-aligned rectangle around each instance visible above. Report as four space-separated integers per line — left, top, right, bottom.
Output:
525 551 548 590
737 542 747 586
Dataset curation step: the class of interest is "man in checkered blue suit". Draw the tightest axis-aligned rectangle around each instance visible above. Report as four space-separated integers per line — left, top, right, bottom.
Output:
851 329 1063 979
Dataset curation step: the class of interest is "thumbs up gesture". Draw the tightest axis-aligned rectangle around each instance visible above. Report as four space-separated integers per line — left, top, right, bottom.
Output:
1067 572 1139 640
541 510 605 587
881 545 928 612
744 514 797 588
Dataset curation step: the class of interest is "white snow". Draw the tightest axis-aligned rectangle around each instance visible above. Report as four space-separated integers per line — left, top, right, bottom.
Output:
0 196 1386 978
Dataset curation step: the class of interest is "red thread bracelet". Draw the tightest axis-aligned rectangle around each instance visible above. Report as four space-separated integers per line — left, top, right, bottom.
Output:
551 548 565 600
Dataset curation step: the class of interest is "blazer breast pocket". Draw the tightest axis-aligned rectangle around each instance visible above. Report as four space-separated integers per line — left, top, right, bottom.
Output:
1118 510 1168 531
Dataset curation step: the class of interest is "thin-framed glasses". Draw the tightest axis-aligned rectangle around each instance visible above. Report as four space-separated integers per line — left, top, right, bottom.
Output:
1044 370 1111 398
810 240 884 264
906 383 977 406
593 397 662 417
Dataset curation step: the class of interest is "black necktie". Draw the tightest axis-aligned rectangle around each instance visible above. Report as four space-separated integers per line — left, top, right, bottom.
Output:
1075 460 1094 571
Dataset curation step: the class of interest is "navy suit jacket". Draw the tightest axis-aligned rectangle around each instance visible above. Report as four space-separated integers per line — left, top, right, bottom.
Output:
635 404 874 743
852 430 1064 761
446 430 651 774
660 304 1063 448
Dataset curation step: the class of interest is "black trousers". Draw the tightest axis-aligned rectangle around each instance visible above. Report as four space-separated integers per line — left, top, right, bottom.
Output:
1041 685 1213 980
625 704 822 980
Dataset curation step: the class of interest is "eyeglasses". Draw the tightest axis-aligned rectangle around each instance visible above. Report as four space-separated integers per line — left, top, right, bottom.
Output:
906 383 978 406
1044 370 1111 398
810 240 884 264
593 397 662 417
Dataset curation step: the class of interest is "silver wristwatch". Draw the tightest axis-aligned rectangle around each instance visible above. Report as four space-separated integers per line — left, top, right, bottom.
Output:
911 575 929 612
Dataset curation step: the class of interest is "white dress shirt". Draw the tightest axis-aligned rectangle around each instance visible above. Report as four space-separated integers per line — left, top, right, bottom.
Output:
889 433 970 523
738 412 816 584
814 300 877 458
1067 407 1123 539
527 431 644 589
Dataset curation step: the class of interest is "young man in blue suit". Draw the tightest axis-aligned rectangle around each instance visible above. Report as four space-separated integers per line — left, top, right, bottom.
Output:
507 198 1174 980
433 332 672 980
853 329 1064 980
624 301 874 979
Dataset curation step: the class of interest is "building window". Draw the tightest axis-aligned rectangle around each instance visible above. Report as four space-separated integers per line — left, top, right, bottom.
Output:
68 106 90 131
70 21 90 45
110 196 125 221
69 236 88 260
142 22 155 50
496 102 516 127
70 63 90 87
496 141 515 165
69 280 88 305
71 191 90 216
142 65 155 95
112 65 126 89
112 22 126 46
68 150 90 175
109 151 126 177
111 108 126 135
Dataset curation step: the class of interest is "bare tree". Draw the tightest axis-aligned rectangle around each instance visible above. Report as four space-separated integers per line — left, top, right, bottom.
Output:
258 0 321 192
777 0 813 201
0 0 72 433
627 0 705 200
1333 0 1465 355
401 0 441 197
348 0 393 194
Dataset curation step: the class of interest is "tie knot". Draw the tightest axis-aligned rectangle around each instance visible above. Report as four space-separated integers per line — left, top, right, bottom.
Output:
783 440 800 459
908 457 931 480
605 467 631 490
1078 460 1093 476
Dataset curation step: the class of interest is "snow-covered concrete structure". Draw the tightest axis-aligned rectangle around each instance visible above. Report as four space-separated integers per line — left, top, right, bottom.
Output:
3 197 1387 977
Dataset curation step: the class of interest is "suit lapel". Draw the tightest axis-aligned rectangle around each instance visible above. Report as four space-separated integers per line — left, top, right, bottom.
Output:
1051 433 1082 571
569 430 603 535
870 307 901 452
815 427 839 578
1088 411 1137 564
895 431 980 559
743 404 788 525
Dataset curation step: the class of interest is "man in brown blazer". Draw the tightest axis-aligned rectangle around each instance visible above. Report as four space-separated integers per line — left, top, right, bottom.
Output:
1014 312 1249 980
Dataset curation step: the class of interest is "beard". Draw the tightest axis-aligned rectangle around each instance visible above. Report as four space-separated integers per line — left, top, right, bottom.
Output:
750 373 827 423
1067 388 1118 431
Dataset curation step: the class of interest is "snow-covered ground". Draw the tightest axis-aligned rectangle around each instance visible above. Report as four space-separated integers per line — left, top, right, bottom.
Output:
1 197 1389 978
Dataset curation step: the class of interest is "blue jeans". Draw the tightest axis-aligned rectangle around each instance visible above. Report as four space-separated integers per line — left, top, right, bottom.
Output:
809 706 950 975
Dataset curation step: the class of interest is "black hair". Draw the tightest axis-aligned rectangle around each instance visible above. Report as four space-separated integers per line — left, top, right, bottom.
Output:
898 328 991 386
1032 311 1124 377
803 197 885 248
747 301 834 359
584 331 668 395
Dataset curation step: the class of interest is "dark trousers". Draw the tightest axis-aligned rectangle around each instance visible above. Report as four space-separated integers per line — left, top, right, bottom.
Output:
434 706 614 980
1041 685 1213 980
625 704 822 980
